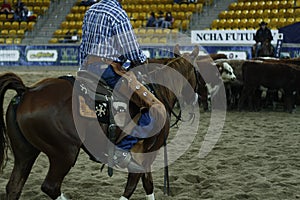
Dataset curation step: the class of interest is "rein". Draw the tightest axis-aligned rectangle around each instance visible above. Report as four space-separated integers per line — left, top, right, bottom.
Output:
144 58 198 127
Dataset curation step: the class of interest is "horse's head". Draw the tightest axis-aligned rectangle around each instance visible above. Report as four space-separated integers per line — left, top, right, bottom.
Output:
170 44 200 105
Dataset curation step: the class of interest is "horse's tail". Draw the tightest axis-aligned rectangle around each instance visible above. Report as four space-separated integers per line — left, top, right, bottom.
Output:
0 72 26 172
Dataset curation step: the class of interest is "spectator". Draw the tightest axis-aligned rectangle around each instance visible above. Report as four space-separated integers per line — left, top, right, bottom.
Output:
161 12 174 28
145 12 156 27
0 0 14 18
13 1 28 22
79 0 97 6
156 11 164 28
174 0 182 3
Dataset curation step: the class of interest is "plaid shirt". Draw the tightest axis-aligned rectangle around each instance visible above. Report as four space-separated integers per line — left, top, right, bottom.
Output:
79 0 146 66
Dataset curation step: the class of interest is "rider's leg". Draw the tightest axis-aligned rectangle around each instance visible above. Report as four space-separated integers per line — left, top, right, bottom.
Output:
255 44 261 57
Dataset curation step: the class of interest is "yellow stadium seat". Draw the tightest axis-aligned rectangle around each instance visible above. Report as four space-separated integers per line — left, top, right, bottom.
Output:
236 2 244 10
176 11 185 20
130 12 139 20
266 1 274 9
270 9 278 18
0 38 5 44
211 19 220 29
269 18 279 28
248 1 258 10
278 9 286 17
180 4 188 12
0 14 6 21
218 11 226 19
75 21 83 29
217 19 226 29
262 9 271 18
5 38 13 44
255 10 263 18
0 22 3 30
149 4 157 12
10 21 19 30
1 29 8 36
171 20 181 29
234 10 242 19
297 0 300 7
68 21 76 29
273 1 280 9
77 29 82 37
286 0 295 8
286 18 295 26
186 3 196 12
257 1 265 9
278 18 287 28
28 22 35 31
19 21 28 30
71 6 79 13
73 13 82 21
243 2 251 10
241 10 249 18
232 19 240 29
43 0 51 7
142 5 151 13
286 8 294 18
78 6 86 13
294 8 300 17
229 2 237 10
164 4 172 12
54 29 63 37
66 13 74 21
279 1 288 9
27 0 35 6
157 4 165 12
173 4 181 12
248 10 256 18
3 21 10 29
61 21 69 29
49 38 58 44
247 18 256 28
239 18 248 29
14 38 22 44
17 29 25 38
181 19 189 31
146 28 155 35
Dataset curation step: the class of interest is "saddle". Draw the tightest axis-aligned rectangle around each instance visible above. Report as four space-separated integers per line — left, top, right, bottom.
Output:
75 70 130 127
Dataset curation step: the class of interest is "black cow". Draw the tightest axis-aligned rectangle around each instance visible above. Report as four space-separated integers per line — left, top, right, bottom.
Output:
239 61 300 113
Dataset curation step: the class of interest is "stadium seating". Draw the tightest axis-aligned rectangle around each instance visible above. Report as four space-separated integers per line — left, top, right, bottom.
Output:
0 0 51 44
50 0 208 43
212 0 299 30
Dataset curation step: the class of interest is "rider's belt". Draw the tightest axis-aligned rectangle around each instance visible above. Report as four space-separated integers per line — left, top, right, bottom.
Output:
85 55 127 76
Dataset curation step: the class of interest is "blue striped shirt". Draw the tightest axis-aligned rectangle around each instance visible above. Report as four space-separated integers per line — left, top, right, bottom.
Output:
79 0 147 66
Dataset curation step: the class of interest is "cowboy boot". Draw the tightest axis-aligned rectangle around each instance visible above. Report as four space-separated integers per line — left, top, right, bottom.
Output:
113 148 145 173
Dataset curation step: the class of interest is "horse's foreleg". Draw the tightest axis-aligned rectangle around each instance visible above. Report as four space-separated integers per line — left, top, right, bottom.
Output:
120 173 142 199
142 172 155 200
41 154 77 200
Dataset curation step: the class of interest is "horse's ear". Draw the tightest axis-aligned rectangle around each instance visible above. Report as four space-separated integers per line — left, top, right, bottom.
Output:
173 44 181 58
190 45 200 59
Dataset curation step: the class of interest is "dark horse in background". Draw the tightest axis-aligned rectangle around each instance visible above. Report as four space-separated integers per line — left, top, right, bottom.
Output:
252 39 275 58
0 46 200 199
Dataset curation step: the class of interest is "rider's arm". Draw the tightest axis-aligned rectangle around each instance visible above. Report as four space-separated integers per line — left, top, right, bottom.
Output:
113 18 147 65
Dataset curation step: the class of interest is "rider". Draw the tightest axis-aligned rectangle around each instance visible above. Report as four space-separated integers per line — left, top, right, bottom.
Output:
79 0 166 172
254 21 273 57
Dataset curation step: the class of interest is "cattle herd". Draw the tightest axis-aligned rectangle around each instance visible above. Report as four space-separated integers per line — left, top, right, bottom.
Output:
195 55 300 113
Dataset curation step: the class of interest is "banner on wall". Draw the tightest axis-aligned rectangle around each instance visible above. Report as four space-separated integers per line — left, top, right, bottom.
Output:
191 30 280 45
0 44 299 67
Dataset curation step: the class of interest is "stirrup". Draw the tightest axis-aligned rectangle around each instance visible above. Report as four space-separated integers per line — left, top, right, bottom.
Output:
114 148 145 172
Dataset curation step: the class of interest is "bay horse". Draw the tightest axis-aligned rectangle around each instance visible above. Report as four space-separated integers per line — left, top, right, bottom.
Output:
252 39 275 58
0 46 200 200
